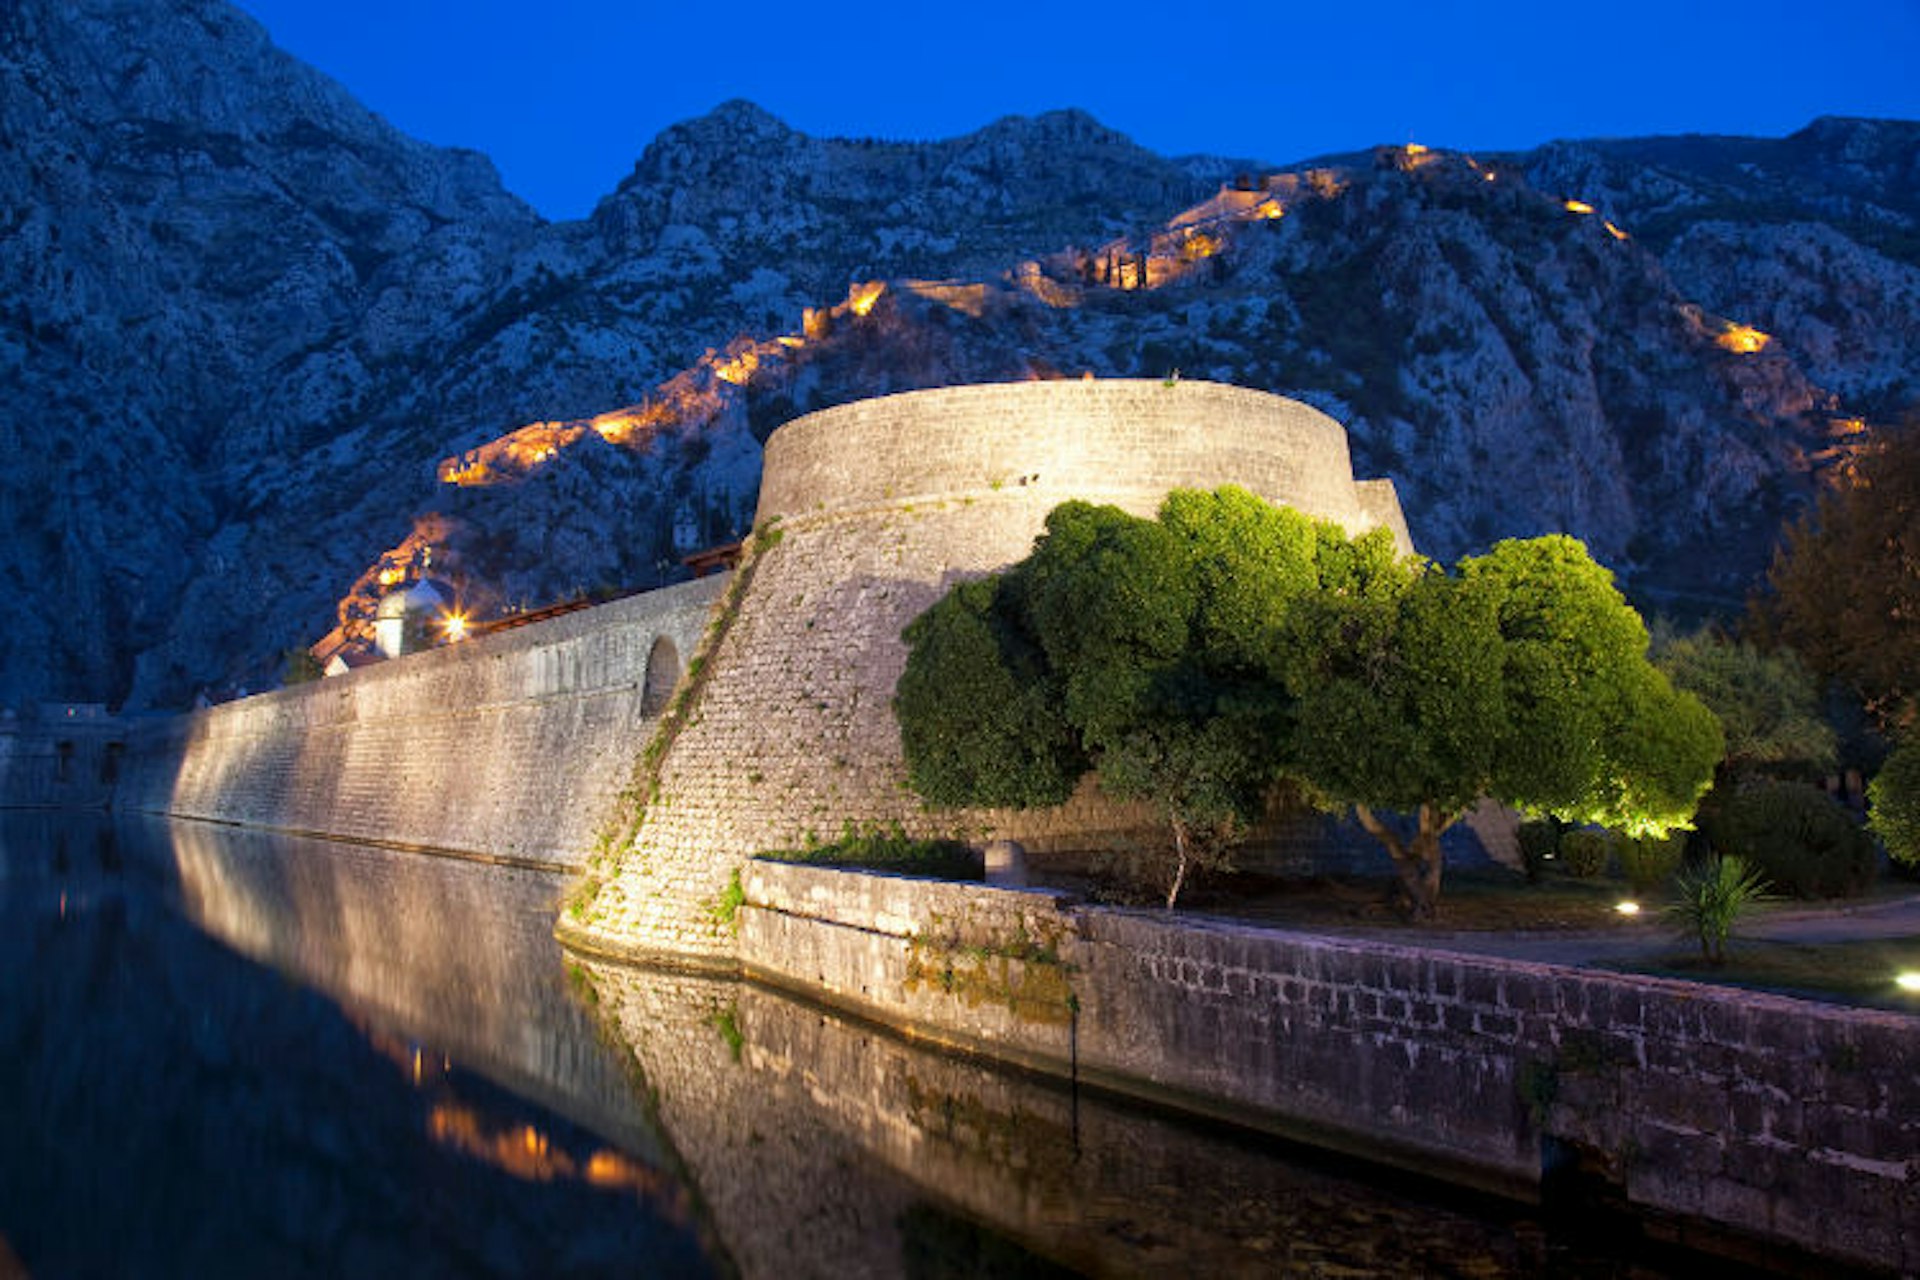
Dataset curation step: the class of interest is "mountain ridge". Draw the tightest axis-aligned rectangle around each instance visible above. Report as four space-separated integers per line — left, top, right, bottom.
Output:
2 0 1915 709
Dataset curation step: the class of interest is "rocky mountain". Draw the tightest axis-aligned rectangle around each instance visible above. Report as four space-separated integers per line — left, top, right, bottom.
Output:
2 0 1915 710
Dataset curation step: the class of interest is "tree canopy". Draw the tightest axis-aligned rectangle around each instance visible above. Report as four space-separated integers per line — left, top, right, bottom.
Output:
1759 425 1920 733
1868 742 1920 870
1652 628 1836 779
896 488 1721 916
1283 535 1721 914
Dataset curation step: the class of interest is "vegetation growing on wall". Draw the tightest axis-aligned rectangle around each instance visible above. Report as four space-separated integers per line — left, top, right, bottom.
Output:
563 522 780 928
897 487 1721 918
760 822 982 880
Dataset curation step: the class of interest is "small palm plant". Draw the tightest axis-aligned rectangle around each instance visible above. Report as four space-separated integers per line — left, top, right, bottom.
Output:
1665 855 1772 966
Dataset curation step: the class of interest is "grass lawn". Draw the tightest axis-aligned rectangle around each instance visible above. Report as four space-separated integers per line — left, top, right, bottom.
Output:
1156 865 1920 1013
1614 938 1920 1012
1187 866 1649 932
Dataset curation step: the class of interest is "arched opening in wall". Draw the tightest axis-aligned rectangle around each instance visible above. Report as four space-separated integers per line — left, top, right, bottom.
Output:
642 636 682 719
55 741 73 784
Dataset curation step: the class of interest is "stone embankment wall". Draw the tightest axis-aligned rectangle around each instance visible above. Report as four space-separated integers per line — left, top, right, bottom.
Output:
115 576 727 868
579 951 1570 1280
564 380 1411 963
736 861 1918 1275
0 709 127 808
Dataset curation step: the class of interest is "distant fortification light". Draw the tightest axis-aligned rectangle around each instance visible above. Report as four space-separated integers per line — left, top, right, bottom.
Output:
1716 323 1772 355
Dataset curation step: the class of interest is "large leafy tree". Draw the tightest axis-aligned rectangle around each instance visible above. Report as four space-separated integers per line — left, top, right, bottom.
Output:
898 492 1721 917
1285 536 1722 917
1760 426 1920 732
899 489 1311 905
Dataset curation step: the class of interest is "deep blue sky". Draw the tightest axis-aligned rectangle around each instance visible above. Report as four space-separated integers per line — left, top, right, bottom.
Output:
235 0 1920 221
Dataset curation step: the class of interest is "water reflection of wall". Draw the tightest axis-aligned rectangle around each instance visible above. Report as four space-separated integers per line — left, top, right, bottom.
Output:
0 813 716 1278
577 958 1571 1280
159 817 662 1156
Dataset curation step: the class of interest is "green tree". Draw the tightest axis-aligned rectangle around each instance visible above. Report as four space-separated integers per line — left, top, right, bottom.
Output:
1020 496 1296 905
1759 426 1920 732
1868 741 1920 870
1653 628 1836 779
898 495 1721 918
1285 536 1722 918
896 573 1083 810
899 490 1305 906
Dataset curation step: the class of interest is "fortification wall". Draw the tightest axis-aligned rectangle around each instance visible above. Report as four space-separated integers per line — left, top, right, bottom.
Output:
116 576 727 868
755 379 1410 548
735 861 1920 1274
0 708 128 808
565 380 1411 963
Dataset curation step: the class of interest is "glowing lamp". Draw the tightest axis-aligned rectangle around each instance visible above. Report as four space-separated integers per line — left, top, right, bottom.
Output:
1563 199 1596 215
441 612 469 643
1897 972 1920 994
1614 901 1641 916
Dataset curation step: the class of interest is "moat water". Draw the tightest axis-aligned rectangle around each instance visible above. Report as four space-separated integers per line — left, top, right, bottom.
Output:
0 813 1743 1278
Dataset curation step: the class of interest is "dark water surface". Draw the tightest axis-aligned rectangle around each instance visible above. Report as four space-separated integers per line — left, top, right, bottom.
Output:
1 813 1729 1278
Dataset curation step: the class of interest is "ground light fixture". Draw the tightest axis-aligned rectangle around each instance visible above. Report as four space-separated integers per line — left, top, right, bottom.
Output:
1896 972 1920 994
1614 900 1641 916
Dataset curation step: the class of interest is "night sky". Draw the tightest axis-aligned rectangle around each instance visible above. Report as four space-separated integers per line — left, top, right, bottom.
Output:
235 0 1920 221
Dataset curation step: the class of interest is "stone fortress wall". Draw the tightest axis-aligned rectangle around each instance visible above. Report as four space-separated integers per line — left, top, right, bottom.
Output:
28 377 1910 1270
734 860 1917 1276
562 380 1412 963
113 575 727 868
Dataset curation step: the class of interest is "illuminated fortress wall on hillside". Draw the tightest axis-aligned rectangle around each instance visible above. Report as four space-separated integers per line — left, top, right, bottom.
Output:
115 577 727 868
565 379 1411 964
87 380 1405 957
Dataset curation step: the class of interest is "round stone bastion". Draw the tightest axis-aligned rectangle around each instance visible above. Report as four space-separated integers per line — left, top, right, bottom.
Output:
570 379 1413 964
756 378 1412 545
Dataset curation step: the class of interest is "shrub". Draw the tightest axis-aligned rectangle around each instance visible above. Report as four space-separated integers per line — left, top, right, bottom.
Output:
1666 855 1772 965
1704 779 1877 898
1517 819 1560 884
1868 742 1920 870
1618 832 1685 894
761 822 982 881
1558 829 1612 879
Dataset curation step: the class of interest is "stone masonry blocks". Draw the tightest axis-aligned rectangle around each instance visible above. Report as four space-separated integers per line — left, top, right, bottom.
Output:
574 380 1410 963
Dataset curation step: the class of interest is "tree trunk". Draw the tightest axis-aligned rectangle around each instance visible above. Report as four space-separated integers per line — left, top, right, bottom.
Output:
1165 818 1191 909
1354 803 1454 922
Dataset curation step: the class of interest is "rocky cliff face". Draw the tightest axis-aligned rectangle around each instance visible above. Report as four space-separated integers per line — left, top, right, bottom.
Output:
2 0 1913 708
